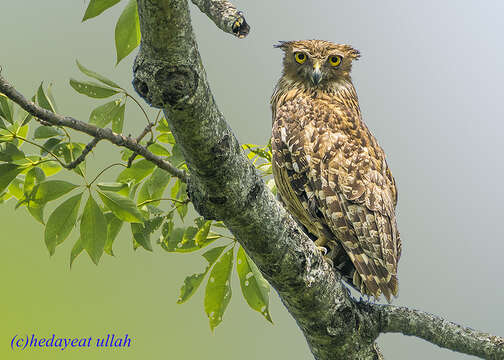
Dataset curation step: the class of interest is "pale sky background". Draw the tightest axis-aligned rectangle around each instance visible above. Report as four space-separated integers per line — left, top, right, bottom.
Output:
1 1 503 360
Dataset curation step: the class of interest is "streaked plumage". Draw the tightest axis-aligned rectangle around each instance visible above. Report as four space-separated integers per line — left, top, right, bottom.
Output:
271 40 401 302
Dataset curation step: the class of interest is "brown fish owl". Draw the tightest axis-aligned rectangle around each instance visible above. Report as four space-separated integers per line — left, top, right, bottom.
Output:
271 40 401 302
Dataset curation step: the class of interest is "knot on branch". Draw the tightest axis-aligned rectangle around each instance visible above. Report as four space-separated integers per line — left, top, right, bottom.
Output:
133 57 199 109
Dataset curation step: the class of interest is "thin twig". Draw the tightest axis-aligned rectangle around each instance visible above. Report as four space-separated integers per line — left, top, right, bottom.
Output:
0 74 188 182
66 138 100 170
127 121 156 167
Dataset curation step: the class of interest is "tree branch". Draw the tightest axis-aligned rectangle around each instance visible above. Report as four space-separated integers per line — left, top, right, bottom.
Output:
127 120 155 167
191 0 250 38
131 0 503 359
0 74 188 182
367 304 504 360
65 137 100 170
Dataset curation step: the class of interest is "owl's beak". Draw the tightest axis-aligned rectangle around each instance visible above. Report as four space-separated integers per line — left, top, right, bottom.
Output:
312 63 322 85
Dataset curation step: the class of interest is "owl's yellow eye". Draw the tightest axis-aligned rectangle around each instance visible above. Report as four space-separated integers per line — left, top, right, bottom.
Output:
294 52 307 64
329 55 342 67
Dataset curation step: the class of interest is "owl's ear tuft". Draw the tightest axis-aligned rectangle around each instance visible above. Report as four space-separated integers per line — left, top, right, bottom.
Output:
343 45 361 60
274 41 291 50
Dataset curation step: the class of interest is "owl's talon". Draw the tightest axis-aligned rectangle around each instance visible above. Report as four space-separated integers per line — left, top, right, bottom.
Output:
316 245 328 255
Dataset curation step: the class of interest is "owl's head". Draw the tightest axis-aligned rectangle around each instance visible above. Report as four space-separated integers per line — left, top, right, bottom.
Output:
275 40 360 87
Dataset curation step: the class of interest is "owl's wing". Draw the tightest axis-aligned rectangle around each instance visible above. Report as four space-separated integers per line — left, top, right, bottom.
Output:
317 120 401 301
333 123 401 274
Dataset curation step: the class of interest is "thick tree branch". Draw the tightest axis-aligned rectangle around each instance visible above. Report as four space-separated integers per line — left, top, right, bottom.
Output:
0 75 187 182
131 0 503 359
191 0 249 38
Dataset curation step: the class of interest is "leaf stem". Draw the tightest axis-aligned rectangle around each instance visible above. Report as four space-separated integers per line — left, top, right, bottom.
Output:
16 135 66 167
124 91 151 127
88 162 127 186
137 197 189 207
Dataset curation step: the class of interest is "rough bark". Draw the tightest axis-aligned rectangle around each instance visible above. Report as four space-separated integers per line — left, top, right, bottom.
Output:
1 0 503 359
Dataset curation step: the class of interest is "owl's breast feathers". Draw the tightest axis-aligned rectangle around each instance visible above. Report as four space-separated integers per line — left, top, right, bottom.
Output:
271 81 401 302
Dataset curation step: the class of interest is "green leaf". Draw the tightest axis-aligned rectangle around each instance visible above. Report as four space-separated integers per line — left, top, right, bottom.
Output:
40 138 62 155
105 212 123 256
205 247 234 330
8 178 24 200
156 118 171 133
27 201 45 224
147 143 170 156
0 163 26 194
0 143 25 162
131 222 152 251
115 0 141 64
21 112 33 126
137 167 170 206
44 193 83 256
24 167 45 197
89 99 124 128
147 168 171 199
120 148 133 161
169 143 185 167
194 220 212 246
30 180 79 204
82 0 122 21
45 83 59 113
37 82 56 113
161 222 220 253
38 161 62 177
157 133 176 144
33 125 63 139
116 159 155 184
111 103 125 133
97 182 127 192
171 178 188 220
97 190 143 223
0 191 12 203
14 123 29 147
237 246 272 323
69 79 119 99
177 245 227 304
0 95 13 124
54 142 86 176
70 238 84 268
76 60 122 89
242 144 272 162
80 195 107 264
0 116 6 130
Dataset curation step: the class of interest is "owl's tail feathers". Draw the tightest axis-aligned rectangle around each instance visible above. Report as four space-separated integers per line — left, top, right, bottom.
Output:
368 258 399 303
351 252 399 303
380 274 399 303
